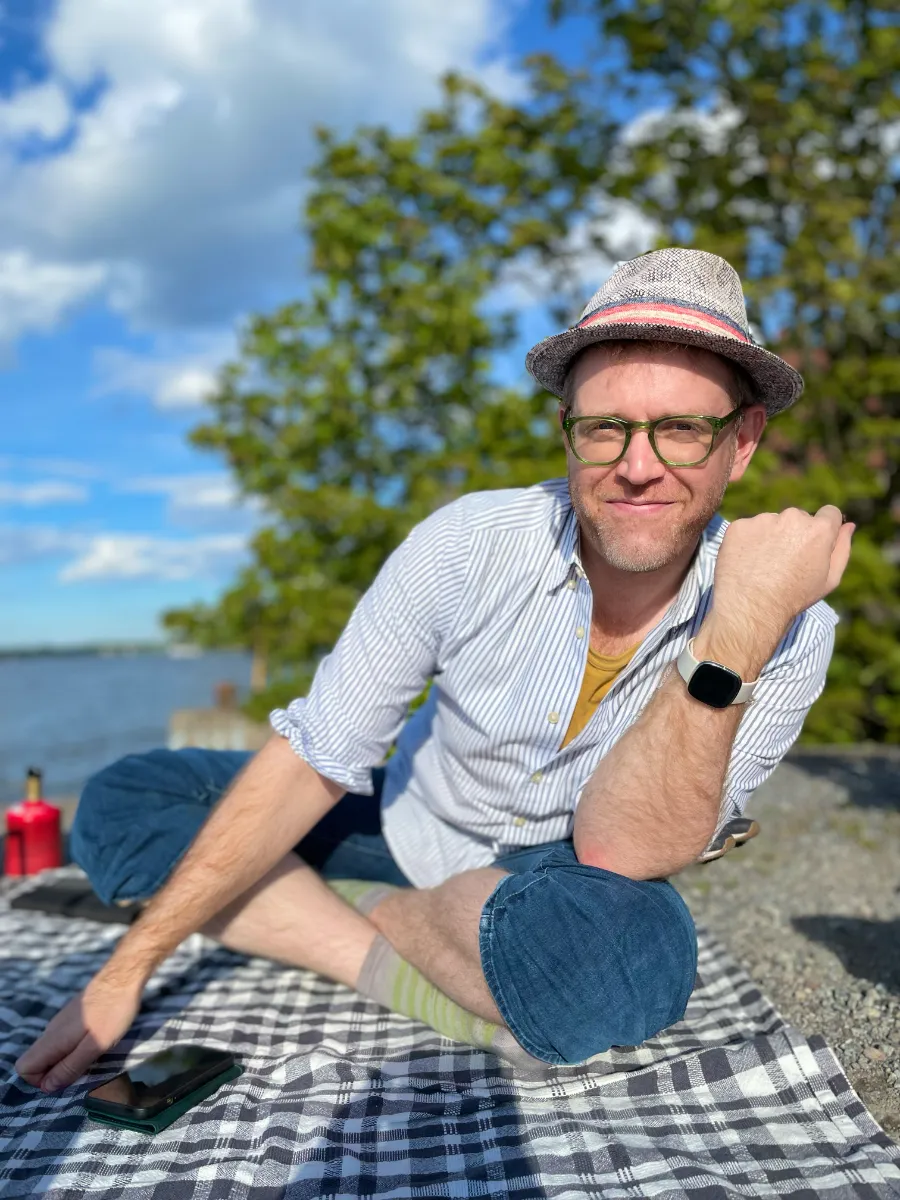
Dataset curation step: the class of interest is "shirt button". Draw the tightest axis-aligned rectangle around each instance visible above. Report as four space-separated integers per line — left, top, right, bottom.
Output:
548 712 559 723
567 577 577 590
512 816 527 827
575 626 585 639
530 771 543 783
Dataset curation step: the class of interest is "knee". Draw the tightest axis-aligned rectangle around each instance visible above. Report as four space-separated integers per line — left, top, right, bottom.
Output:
71 749 213 907
479 854 698 1065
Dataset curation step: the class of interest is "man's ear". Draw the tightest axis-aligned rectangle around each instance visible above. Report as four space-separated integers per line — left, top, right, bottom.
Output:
741 403 767 445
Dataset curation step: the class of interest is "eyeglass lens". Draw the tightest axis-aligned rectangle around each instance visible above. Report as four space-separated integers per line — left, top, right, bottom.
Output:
572 417 715 465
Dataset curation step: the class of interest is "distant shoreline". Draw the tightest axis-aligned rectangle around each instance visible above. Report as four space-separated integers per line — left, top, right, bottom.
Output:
0 644 248 660
0 644 161 659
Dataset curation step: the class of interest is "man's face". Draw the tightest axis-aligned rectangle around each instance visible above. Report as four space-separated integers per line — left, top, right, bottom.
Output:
559 343 766 576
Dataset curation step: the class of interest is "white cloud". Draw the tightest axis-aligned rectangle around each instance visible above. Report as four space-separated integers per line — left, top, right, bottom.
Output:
60 531 249 581
493 198 658 317
0 456 104 480
0 81 72 142
0 250 107 345
0 0 517 344
122 472 237 506
0 480 89 505
0 512 250 579
614 99 762 204
621 98 745 155
156 367 217 409
119 472 266 525
0 524 85 565
93 331 235 408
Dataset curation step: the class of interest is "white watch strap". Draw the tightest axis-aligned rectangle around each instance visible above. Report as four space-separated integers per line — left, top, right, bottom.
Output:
677 636 760 705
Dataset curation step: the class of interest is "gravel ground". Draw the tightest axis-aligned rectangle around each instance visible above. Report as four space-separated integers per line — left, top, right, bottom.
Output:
675 745 900 1143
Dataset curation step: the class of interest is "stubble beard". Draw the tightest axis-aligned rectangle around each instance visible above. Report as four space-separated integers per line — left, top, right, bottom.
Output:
567 443 736 575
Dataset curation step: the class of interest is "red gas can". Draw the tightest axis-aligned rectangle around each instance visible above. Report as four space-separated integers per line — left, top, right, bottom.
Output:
4 768 63 876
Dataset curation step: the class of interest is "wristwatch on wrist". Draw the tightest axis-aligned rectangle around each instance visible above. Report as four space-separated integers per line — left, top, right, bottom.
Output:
676 636 761 709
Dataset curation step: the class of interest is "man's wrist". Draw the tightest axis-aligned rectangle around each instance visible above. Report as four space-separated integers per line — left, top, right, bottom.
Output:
692 614 782 681
101 918 174 990
96 946 154 995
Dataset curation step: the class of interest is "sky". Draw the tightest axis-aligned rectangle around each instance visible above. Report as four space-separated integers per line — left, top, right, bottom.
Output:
0 0 652 649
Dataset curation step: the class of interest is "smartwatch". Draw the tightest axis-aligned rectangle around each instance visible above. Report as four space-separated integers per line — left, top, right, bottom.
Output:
676 637 760 709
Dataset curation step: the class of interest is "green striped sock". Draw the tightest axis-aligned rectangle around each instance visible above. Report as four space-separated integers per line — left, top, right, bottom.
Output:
326 878 399 916
358 932 509 1053
326 878 543 1067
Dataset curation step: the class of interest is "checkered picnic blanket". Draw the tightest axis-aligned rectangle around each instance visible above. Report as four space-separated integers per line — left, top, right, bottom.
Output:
1 869 898 1199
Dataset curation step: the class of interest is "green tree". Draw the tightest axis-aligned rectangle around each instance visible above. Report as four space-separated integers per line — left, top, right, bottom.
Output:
163 67 602 721
165 0 899 743
550 0 900 741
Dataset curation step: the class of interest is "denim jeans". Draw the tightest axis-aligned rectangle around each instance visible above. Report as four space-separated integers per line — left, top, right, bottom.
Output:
71 746 698 1065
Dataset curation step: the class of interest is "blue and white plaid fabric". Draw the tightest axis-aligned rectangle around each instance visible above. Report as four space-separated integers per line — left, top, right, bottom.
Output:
2 869 898 1199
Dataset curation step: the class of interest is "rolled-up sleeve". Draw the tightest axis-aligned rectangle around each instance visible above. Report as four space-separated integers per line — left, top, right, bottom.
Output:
269 496 470 793
717 602 838 826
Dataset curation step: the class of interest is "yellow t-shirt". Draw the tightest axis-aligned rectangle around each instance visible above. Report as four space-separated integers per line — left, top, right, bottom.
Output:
558 641 642 750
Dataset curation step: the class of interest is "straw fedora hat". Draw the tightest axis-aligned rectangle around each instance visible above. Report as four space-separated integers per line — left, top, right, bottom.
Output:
525 247 803 417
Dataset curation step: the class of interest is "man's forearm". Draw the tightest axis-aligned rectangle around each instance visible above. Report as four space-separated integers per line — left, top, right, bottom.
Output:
100 735 345 987
572 615 780 880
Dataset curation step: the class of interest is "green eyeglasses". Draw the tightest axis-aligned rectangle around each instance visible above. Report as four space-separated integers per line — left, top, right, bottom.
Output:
562 408 744 467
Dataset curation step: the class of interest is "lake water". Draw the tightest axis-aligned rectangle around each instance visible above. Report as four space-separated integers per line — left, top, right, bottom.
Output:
0 650 255 804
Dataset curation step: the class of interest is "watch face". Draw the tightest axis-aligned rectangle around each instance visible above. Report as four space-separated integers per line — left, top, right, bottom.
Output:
688 663 742 708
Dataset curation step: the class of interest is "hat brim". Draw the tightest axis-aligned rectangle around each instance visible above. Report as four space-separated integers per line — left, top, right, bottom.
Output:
525 322 803 417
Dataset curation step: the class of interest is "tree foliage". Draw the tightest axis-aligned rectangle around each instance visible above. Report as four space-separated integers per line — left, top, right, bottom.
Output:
162 66 601 719
164 0 899 743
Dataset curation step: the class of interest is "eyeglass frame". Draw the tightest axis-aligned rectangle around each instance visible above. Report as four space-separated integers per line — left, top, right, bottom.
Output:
561 407 744 467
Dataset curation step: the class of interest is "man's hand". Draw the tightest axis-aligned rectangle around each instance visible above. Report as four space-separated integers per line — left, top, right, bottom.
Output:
14 737 345 1093
711 505 855 646
14 965 144 1092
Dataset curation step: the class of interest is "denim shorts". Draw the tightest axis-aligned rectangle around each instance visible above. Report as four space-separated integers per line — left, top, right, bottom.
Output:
71 746 698 1066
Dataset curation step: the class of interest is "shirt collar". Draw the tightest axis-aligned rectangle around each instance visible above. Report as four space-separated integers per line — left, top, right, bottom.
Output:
549 487 720 631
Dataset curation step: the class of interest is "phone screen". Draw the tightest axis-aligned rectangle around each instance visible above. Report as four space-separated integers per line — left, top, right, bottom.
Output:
87 1045 233 1116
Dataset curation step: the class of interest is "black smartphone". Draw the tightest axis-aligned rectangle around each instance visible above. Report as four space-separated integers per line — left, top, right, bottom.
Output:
84 1044 235 1121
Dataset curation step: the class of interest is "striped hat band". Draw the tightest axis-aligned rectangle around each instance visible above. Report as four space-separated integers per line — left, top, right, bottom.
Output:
577 299 750 344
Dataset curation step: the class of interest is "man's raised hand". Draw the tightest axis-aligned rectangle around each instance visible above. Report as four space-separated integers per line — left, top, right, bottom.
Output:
711 505 855 643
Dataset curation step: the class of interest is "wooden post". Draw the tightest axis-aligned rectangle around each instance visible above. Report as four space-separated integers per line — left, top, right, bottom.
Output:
251 640 267 693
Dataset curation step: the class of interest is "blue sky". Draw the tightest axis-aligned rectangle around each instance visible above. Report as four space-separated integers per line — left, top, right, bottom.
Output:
0 0 650 649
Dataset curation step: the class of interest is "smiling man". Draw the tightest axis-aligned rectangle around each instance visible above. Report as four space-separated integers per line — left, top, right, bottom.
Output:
17 248 854 1086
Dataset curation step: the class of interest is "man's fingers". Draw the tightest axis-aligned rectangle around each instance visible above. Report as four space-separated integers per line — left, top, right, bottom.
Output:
41 1037 100 1092
16 973 142 1093
826 521 856 593
816 504 844 521
16 1021 108 1093
15 996 100 1091
15 1068 46 1089
15 1021 75 1081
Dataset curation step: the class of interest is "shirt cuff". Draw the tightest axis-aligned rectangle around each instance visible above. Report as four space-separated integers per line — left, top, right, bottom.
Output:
268 703 377 795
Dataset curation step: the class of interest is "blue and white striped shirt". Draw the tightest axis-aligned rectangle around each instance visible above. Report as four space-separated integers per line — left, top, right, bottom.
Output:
270 477 839 888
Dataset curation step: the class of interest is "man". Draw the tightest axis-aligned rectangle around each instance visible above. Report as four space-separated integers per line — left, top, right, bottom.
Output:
16 248 854 1089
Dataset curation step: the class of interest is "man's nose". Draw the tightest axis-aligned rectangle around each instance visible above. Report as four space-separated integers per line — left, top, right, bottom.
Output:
614 429 667 482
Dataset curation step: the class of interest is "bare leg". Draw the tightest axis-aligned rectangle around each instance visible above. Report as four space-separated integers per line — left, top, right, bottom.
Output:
195 854 543 1062
198 850 377 989
366 867 507 1024
195 850 507 1024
